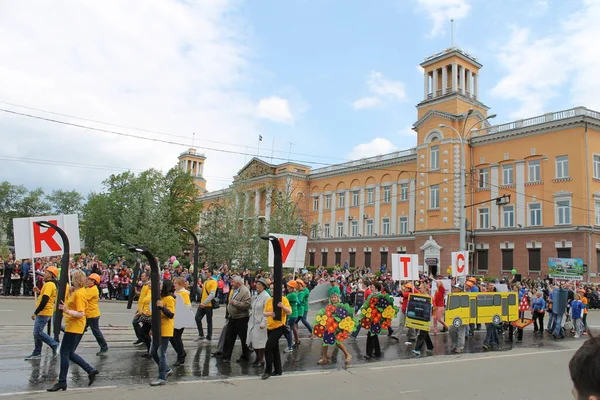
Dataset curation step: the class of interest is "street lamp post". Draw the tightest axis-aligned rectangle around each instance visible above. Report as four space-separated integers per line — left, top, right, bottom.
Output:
181 228 199 302
439 110 497 252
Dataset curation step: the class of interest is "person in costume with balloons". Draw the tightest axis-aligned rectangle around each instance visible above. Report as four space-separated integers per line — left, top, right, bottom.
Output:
358 282 399 359
314 292 356 365
85 273 109 356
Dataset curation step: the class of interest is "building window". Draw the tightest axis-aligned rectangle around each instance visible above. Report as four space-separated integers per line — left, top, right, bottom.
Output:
430 185 440 209
478 168 489 188
528 159 541 182
325 195 331 210
382 218 390 235
366 219 373 236
383 186 391 203
309 252 315 266
528 203 542 226
349 251 356 268
338 193 345 208
380 252 388 268
400 183 408 201
352 191 359 206
366 189 374 204
323 223 330 238
502 164 514 185
364 252 372 269
556 199 571 225
477 250 488 272
335 251 341 266
336 222 344 237
594 155 600 179
528 249 541 272
502 249 514 271
595 200 600 226
430 145 440 170
313 197 319 211
478 208 489 229
557 248 572 258
503 205 515 228
399 217 408 235
321 251 328 267
351 220 358 236
311 225 318 238
555 155 569 179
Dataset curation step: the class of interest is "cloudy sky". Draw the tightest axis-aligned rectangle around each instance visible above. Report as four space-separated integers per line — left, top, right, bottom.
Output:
0 0 598 195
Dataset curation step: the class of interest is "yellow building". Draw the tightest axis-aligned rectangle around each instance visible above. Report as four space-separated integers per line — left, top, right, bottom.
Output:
197 47 600 280
178 148 207 193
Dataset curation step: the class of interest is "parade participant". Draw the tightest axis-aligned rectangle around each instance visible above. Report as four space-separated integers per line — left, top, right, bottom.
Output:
432 280 447 335
579 289 589 333
531 291 546 333
397 282 416 344
571 294 584 338
449 283 466 353
171 277 191 366
284 280 300 352
221 276 252 363
138 280 153 357
328 277 341 297
47 270 98 392
483 282 500 350
247 278 270 367
316 292 353 364
262 295 292 380
413 284 434 357
85 273 108 356
25 266 59 360
150 281 176 386
569 333 600 399
196 270 218 342
295 279 313 337
364 282 383 359
133 272 150 345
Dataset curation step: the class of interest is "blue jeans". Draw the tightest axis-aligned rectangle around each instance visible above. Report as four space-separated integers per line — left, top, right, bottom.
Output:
151 337 170 380
483 323 499 346
59 332 95 385
285 317 297 348
86 317 108 351
547 312 556 331
553 314 564 336
33 315 58 356
297 312 313 332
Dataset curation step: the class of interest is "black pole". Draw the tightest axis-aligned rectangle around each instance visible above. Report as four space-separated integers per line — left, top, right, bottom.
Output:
181 228 199 303
127 256 141 310
127 246 161 349
35 221 70 343
261 235 282 320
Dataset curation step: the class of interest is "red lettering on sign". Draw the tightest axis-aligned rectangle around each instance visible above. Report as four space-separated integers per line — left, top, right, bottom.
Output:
33 220 61 254
400 256 411 277
278 238 296 264
457 253 466 273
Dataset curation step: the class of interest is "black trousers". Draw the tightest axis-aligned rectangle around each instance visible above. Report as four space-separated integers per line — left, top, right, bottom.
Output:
366 332 381 357
415 330 433 352
169 328 186 362
140 322 152 353
222 317 250 361
195 306 213 339
132 315 142 340
265 326 284 375
532 311 545 331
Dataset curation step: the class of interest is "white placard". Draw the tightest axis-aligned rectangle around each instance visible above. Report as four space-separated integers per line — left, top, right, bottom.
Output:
13 214 81 260
267 233 308 269
451 251 469 277
174 292 196 329
391 254 419 281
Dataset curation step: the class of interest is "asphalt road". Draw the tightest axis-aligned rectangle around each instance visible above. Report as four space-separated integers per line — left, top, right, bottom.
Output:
0 297 589 399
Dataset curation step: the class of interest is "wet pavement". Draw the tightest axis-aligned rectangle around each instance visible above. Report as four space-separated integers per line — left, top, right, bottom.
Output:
0 298 592 394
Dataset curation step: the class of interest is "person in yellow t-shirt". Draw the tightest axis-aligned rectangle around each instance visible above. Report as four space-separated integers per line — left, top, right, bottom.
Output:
25 266 59 361
171 277 191 366
261 293 292 380
195 271 218 342
85 273 108 356
47 270 98 392
150 280 176 386
133 272 151 346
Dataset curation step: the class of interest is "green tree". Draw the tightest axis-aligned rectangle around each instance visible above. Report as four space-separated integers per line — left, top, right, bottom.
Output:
46 189 84 215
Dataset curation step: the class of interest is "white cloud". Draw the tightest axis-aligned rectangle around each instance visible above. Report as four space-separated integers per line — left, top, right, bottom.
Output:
257 96 294 124
492 1 600 118
349 138 398 160
399 126 417 137
0 1 259 193
416 0 471 37
352 97 382 110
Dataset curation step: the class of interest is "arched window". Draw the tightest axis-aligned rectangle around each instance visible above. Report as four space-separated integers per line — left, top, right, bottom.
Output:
424 129 443 143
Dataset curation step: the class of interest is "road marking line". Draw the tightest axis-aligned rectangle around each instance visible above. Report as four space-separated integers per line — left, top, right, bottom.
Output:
367 348 577 370
175 371 330 385
0 310 13 312
0 385 117 397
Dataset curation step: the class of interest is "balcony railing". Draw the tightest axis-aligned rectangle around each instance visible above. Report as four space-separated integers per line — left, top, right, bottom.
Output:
311 148 417 175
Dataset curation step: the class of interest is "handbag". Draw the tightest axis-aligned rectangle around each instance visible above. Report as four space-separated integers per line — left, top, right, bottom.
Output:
139 313 153 324
205 283 220 309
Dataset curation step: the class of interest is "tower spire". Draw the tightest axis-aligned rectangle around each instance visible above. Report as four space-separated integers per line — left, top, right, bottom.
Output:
451 19 455 48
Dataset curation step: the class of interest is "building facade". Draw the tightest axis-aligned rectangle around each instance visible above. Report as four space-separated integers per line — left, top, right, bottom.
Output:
196 47 600 281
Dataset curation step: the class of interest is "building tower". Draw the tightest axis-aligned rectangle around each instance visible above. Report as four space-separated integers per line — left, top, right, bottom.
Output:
178 148 207 193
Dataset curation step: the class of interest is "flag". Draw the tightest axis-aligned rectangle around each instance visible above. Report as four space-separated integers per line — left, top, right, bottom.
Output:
259 135 263 141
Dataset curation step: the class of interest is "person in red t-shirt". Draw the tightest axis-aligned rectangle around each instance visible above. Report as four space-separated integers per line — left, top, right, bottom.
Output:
432 280 448 334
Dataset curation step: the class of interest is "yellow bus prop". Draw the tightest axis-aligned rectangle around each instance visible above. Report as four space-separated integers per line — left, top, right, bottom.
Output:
444 292 518 328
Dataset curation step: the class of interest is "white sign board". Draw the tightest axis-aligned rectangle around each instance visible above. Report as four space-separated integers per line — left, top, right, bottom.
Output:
267 233 308 269
451 251 469 277
13 214 81 260
391 254 419 281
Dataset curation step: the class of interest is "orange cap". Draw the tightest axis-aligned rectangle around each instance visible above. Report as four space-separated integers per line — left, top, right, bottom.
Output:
465 281 474 288
295 279 305 287
89 273 101 284
46 266 59 278
467 277 477 284
287 280 298 289
404 283 413 290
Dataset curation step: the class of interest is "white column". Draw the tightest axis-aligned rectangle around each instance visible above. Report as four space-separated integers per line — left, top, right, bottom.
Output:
374 185 381 235
474 74 479 99
442 66 448 95
391 183 398 234
330 193 336 237
344 190 350 236
452 63 458 92
516 161 526 226
243 192 250 217
265 189 273 220
408 180 416 232
490 164 499 228
423 72 429 99
358 188 365 236
467 69 473 97
318 194 324 228
254 189 261 216
432 69 438 98
460 66 466 95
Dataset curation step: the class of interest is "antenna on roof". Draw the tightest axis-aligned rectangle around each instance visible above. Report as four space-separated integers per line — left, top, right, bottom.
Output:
192 132 195 148
451 19 455 48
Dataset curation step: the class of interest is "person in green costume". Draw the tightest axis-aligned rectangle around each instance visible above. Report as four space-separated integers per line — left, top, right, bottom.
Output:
284 280 300 352
295 279 313 338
